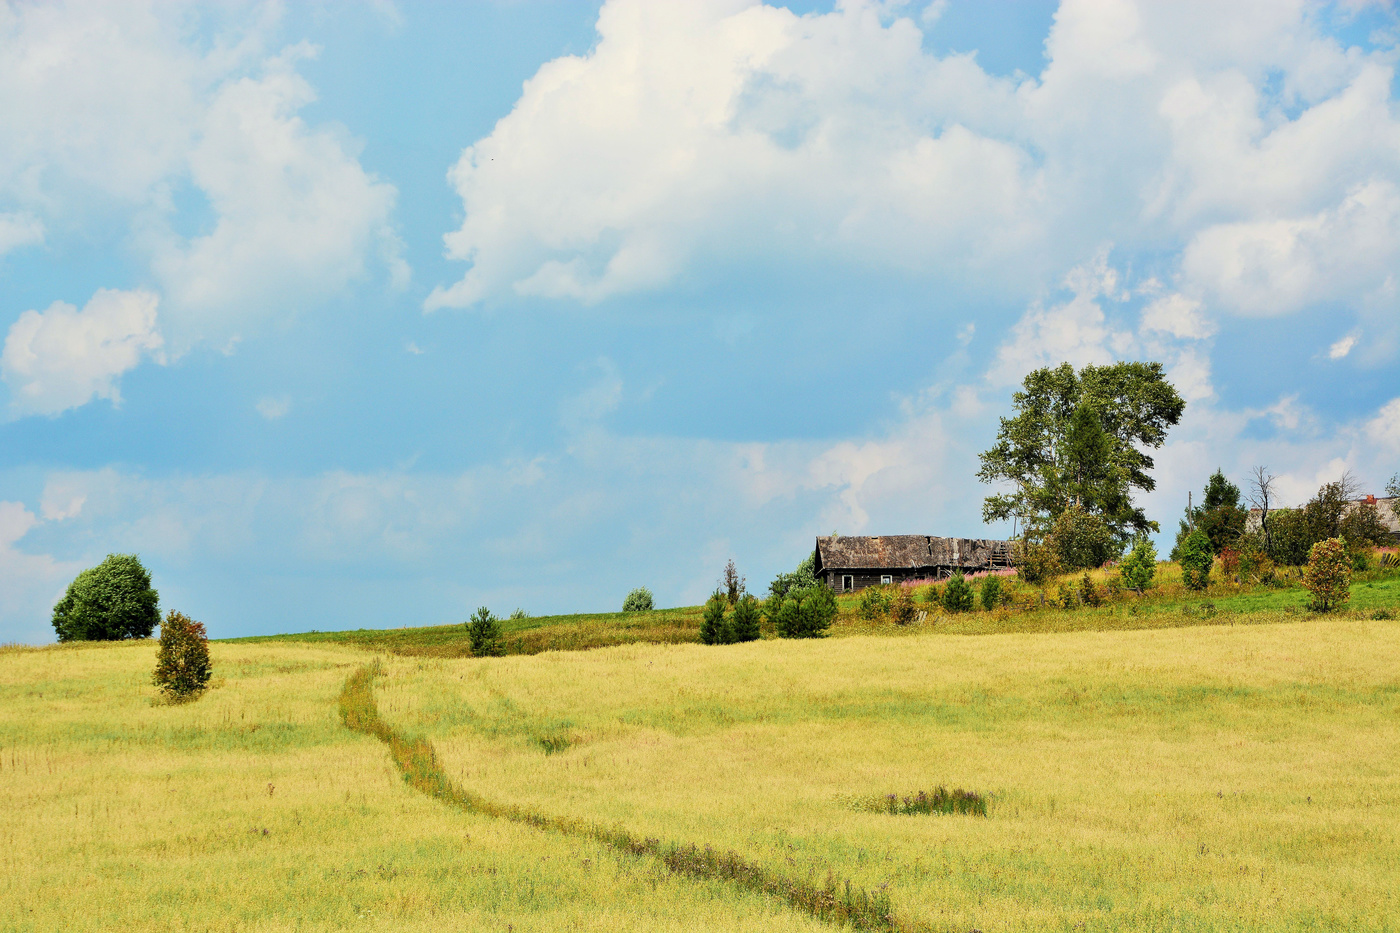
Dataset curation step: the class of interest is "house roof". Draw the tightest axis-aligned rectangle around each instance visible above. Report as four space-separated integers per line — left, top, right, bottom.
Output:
814 535 1012 572
1246 496 1400 535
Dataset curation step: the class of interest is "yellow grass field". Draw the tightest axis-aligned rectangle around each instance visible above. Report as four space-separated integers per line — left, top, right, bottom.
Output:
5 615 1399 931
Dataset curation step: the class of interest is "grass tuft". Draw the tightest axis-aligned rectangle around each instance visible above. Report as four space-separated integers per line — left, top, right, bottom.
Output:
855 787 989 817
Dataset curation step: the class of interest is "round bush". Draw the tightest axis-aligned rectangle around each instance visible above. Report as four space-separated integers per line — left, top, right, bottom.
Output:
152 611 212 701
52 553 160 642
941 573 974 613
622 587 654 612
1177 528 1213 591
1303 537 1351 612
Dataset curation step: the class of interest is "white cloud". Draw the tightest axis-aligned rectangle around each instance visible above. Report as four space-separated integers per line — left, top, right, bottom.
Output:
427 0 1041 309
1140 293 1215 340
0 212 43 255
2 288 163 417
255 395 290 420
1328 334 1358 359
1366 397 1400 451
1181 180 1400 317
149 46 403 344
0 3 404 348
0 501 79 643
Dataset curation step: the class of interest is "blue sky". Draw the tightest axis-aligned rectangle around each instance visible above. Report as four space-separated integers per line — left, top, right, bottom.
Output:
3 0 1399 643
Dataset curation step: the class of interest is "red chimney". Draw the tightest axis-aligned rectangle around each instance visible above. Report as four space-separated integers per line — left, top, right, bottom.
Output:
1366 494 1377 505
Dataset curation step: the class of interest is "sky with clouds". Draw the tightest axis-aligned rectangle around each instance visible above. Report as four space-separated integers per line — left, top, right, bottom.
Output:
3 0 1399 643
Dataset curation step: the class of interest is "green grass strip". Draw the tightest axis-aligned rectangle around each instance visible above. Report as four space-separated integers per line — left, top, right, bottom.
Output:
340 662 928 933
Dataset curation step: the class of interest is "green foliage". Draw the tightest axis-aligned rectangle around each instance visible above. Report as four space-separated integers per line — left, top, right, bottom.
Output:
1303 537 1352 612
1173 469 1247 558
978 361 1184 544
1118 537 1157 592
1012 537 1061 584
1264 477 1394 566
1055 582 1077 608
466 607 502 657
889 586 918 625
1047 504 1117 570
1178 528 1213 591
152 611 212 702
51 553 160 642
1078 573 1103 607
979 576 1003 611
622 587 654 612
700 592 731 645
767 552 817 600
857 585 891 621
941 573 974 613
509 608 530 621
770 585 837 638
729 595 761 643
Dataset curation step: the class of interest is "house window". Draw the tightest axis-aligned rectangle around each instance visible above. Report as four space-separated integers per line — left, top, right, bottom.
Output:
880 574 893 585
842 575 854 592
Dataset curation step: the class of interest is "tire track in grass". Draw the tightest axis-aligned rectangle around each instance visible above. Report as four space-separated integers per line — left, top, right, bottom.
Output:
340 662 933 933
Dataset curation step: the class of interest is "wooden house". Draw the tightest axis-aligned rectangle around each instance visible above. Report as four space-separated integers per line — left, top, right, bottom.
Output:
813 535 1014 593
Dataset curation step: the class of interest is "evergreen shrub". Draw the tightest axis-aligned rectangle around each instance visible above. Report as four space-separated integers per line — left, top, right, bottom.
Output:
771 585 837 638
889 587 917 625
730 595 761 643
622 587 654 612
1178 528 1213 591
466 607 502 657
941 573 974 612
979 576 1003 611
700 591 731 645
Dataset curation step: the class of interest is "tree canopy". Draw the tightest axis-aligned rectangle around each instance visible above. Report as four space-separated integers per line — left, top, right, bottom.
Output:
52 553 160 642
977 361 1185 545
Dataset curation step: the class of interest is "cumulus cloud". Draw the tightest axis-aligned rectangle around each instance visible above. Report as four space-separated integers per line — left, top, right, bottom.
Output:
1181 180 1400 317
427 0 1400 366
2 288 163 417
427 0 1041 309
0 212 43 255
0 2 404 349
0 500 79 643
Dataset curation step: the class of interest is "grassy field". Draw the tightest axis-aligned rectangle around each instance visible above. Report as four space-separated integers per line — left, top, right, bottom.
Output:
5 571 1400 931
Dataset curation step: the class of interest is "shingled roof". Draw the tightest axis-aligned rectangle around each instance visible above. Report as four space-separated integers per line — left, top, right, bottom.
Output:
814 535 1012 572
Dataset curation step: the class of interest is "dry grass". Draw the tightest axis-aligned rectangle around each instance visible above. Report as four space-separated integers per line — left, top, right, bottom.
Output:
375 616 1400 932
0 639 831 932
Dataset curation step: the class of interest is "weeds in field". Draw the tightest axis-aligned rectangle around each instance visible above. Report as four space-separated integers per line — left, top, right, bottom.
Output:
340 663 922 932
855 787 988 817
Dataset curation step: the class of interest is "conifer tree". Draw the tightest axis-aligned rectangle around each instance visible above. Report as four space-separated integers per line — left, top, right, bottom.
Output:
700 591 731 645
730 595 761 642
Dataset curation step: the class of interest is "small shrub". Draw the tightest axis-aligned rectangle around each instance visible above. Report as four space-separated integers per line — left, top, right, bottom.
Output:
730 595 761 642
979 576 1003 611
1078 573 1103 607
1303 537 1351 612
152 611 212 702
508 608 529 620
700 591 731 645
622 587 654 612
922 583 944 607
771 585 837 638
942 573 974 613
1178 528 1213 591
858 586 891 621
52 553 160 642
889 587 917 625
1118 537 1157 592
767 552 817 600
1012 537 1062 585
466 607 502 657
1055 582 1076 609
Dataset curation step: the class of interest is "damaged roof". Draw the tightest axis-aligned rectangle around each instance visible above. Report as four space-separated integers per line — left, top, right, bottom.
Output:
814 535 1012 572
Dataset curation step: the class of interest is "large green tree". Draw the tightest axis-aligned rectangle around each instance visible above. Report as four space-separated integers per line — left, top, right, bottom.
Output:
978 361 1185 546
52 553 160 642
1170 469 1246 558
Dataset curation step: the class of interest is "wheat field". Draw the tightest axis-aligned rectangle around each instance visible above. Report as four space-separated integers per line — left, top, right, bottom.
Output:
5 615 1399 931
